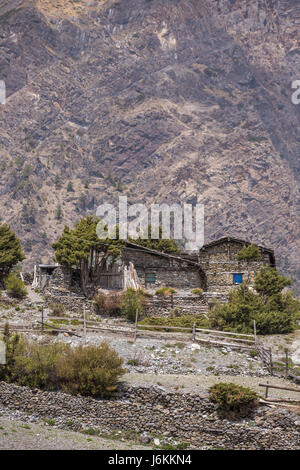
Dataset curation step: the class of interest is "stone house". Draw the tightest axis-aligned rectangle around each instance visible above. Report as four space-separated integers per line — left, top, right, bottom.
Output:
33 236 275 297
198 237 275 294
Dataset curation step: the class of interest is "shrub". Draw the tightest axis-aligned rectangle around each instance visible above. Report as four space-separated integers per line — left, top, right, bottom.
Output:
254 311 294 335
209 383 258 415
120 288 147 322
0 332 125 398
155 287 176 297
191 288 203 295
4 273 28 299
94 291 121 316
55 343 125 397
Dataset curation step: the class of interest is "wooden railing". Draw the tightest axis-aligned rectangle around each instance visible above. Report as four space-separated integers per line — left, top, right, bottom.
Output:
259 382 300 402
1 314 299 382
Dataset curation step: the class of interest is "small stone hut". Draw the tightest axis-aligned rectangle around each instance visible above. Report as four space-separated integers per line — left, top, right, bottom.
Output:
199 236 275 293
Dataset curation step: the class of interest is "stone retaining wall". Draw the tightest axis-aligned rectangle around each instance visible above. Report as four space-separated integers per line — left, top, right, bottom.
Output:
144 295 208 317
45 291 94 315
0 382 299 449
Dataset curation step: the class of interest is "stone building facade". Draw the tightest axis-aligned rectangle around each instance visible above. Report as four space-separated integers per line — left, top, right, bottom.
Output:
199 237 275 294
122 242 205 290
33 237 276 300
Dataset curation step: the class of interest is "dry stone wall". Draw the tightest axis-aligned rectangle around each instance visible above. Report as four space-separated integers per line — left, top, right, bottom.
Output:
0 382 299 450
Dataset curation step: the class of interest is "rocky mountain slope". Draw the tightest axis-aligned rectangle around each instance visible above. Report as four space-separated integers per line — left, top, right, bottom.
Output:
0 0 299 289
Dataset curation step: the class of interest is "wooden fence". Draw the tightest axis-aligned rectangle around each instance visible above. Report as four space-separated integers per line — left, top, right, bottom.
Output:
1 314 299 382
259 382 300 402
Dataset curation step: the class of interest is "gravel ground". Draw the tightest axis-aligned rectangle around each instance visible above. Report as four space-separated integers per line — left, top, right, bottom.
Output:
0 414 149 450
26 330 268 377
123 373 300 401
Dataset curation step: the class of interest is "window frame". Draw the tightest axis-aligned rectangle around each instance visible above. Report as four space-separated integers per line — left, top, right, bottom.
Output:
233 273 243 285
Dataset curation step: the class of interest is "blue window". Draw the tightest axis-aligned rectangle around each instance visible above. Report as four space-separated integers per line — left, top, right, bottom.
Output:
233 273 243 285
145 273 156 284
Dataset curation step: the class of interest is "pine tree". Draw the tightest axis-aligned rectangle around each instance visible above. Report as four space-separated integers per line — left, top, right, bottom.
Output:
52 216 124 298
67 181 74 192
56 204 63 221
0 224 25 284
130 224 180 254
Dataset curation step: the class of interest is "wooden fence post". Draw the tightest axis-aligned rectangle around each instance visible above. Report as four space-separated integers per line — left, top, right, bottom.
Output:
192 322 196 342
134 309 138 343
83 306 87 344
253 320 257 344
285 348 289 380
269 348 273 376
41 306 44 333
265 382 269 399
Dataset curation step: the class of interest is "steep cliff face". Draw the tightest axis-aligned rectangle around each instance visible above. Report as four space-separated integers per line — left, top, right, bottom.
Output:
0 0 299 288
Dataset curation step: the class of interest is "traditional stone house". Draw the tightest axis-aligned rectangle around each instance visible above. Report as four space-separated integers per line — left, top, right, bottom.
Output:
33 236 275 297
198 237 275 293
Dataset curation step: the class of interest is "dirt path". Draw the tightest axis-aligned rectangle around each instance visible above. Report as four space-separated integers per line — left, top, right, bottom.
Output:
26 286 44 304
0 416 149 450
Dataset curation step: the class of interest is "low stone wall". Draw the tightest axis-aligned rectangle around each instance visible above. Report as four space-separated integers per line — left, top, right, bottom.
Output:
144 295 208 317
44 291 94 315
0 382 299 449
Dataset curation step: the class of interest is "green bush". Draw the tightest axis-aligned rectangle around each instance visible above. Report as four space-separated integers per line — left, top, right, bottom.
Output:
120 288 147 322
4 273 28 299
55 343 125 397
155 287 176 297
0 328 125 398
191 288 203 295
209 382 258 414
208 267 299 335
254 311 294 335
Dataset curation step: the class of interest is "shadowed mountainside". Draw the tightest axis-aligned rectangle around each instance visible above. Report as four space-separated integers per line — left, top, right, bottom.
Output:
0 0 299 289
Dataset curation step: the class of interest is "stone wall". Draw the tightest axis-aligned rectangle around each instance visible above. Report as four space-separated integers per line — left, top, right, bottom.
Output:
44 291 94 315
124 248 203 290
0 382 299 450
144 295 209 317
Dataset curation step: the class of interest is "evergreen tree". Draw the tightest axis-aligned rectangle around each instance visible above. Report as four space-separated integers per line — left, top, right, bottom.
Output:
254 267 292 298
67 181 74 192
208 266 299 335
130 225 180 254
52 216 124 298
237 243 261 262
0 224 25 284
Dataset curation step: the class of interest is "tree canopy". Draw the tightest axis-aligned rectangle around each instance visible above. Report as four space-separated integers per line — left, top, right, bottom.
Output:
254 266 292 298
0 223 25 283
209 267 299 335
236 243 261 262
129 225 180 254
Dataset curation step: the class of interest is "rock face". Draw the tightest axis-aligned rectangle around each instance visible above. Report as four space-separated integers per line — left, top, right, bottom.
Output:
0 1 299 289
